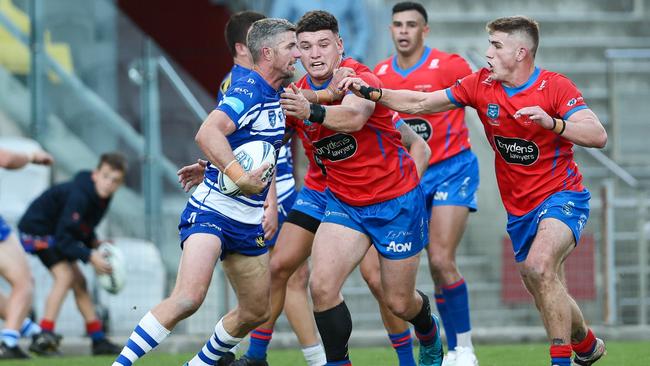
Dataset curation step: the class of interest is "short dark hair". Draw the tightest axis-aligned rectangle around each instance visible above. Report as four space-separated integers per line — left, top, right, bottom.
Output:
392 2 428 23
97 152 127 173
486 16 540 57
296 10 339 35
224 11 266 56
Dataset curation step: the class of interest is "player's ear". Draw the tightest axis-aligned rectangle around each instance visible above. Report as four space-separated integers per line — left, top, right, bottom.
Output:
262 46 273 61
516 47 527 62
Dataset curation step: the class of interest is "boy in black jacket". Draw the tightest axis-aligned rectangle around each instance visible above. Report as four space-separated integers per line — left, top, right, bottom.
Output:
18 153 126 356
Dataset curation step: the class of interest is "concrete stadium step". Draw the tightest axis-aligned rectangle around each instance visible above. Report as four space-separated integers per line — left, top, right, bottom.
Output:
427 18 650 40
423 0 638 16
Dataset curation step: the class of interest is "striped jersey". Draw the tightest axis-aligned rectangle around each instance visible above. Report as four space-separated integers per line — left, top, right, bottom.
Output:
191 70 285 224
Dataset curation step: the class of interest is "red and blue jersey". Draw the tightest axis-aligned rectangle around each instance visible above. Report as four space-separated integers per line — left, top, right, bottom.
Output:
288 58 419 206
375 47 472 165
447 67 588 216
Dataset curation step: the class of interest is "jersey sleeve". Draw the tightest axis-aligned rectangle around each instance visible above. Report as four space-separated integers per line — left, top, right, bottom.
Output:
54 191 92 262
391 111 405 128
217 72 232 104
216 79 263 129
550 75 589 120
358 71 382 88
446 70 481 109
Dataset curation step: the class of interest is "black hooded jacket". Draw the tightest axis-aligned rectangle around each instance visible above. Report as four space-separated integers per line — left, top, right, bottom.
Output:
18 171 112 262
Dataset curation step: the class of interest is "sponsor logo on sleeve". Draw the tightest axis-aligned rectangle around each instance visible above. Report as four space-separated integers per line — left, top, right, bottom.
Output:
313 133 358 161
566 97 583 107
221 96 245 114
404 118 432 141
493 136 539 166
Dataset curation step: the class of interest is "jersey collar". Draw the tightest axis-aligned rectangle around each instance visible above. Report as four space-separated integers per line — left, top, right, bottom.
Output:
391 47 431 78
501 67 541 98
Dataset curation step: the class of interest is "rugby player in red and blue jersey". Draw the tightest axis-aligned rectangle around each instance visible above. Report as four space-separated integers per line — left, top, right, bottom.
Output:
374 3 479 365
342 15 608 366
281 10 443 366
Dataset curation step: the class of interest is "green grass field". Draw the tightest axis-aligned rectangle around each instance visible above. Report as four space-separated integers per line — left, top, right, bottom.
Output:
6 341 650 366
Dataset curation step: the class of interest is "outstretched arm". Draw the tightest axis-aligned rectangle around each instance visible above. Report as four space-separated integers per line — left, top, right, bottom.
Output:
338 77 457 115
0 149 53 170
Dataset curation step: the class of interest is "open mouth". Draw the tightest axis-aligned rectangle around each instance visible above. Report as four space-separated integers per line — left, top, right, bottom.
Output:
398 39 410 47
487 61 494 70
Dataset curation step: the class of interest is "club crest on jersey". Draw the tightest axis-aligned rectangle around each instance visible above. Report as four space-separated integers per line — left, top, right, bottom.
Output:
487 103 500 120
255 236 265 247
268 110 277 127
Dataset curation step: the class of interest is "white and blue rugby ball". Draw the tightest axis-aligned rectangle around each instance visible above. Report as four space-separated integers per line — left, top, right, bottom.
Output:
96 243 127 295
218 140 276 196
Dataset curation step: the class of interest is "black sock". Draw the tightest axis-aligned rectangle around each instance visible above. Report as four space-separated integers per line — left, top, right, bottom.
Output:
408 289 434 335
314 301 352 362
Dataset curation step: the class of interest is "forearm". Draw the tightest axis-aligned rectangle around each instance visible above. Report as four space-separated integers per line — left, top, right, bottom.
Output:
320 105 368 132
410 143 430 178
551 115 607 148
379 89 449 115
195 121 236 171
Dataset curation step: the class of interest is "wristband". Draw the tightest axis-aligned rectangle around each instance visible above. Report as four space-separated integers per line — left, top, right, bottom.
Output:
223 159 245 184
358 85 382 102
308 103 326 124
552 118 567 135
558 119 566 135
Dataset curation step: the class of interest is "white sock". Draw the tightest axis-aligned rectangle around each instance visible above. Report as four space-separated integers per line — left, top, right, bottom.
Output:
187 318 243 366
20 318 41 338
302 343 327 366
456 331 474 350
0 329 19 347
112 311 171 366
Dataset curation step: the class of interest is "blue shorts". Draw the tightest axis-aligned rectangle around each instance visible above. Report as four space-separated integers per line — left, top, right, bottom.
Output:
178 205 267 260
267 189 298 246
322 187 428 259
0 216 11 242
421 149 479 214
507 189 590 262
290 187 328 221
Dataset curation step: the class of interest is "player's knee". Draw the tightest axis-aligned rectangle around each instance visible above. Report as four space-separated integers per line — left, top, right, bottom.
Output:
170 292 205 318
238 303 270 328
309 275 336 305
269 257 295 283
384 293 412 319
428 251 456 275
72 276 88 294
519 259 555 286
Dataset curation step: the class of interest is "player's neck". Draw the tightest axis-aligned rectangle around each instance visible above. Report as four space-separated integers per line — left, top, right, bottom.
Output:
396 46 426 70
253 64 284 90
501 63 536 88
234 57 253 70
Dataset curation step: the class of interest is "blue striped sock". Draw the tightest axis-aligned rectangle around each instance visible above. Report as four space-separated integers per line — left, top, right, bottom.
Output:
0 329 19 347
187 318 242 366
112 312 170 366
389 330 416 366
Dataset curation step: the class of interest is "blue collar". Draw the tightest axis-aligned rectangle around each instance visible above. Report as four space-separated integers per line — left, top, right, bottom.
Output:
307 75 332 90
502 67 541 97
391 47 431 78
